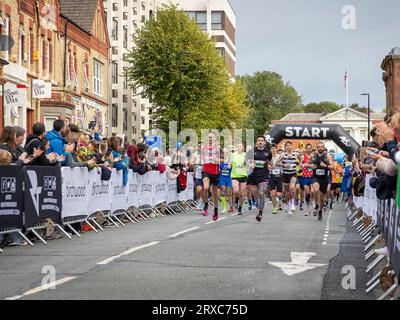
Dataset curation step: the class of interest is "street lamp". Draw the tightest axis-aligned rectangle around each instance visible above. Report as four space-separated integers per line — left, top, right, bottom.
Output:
361 93 371 141
177 51 191 134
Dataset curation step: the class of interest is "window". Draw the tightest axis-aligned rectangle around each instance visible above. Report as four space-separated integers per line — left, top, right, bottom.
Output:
27 31 31 68
211 12 223 30
46 40 51 78
216 47 225 57
93 60 103 96
112 89 118 98
133 127 137 134
123 95 128 103
133 7 137 15
112 61 118 84
123 26 128 48
123 12 128 20
113 3 118 11
66 51 71 84
141 116 145 125
141 104 145 111
123 0 128 7
112 18 118 41
123 109 128 131
71 53 78 86
133 20 138 29
84 62 90 91
3 16 10 60
18 26 26 65
187 12 207 30
112 46 118 55
112 104 118 127
133 112 137 122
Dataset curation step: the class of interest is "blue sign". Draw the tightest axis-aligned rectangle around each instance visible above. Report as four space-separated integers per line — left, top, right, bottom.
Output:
176 141 183 149
144 136 162 151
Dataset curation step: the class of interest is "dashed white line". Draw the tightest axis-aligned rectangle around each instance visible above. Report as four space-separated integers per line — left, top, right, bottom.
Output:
5 276 77 300
97 241 159 265
322 210 333 245
205 217 227 225
168 227 200 238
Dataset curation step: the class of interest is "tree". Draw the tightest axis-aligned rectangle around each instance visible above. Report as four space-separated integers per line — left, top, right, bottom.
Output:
126 4 246 133
303 101 341 113
238 71 303 137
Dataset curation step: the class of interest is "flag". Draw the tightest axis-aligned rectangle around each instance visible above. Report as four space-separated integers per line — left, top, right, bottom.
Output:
344 68 348 88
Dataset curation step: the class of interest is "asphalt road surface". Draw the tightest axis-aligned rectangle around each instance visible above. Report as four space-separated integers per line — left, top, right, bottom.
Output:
0 202 375 300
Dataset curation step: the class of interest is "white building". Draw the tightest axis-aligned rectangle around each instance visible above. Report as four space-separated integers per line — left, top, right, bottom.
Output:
273 107 386 153
177 0 236 76
103 0 169 143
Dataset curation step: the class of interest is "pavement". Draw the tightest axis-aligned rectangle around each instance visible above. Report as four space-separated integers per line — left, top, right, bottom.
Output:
0 202 376 300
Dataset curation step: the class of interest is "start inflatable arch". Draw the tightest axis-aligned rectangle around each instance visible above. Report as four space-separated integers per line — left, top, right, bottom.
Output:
266 123 360 157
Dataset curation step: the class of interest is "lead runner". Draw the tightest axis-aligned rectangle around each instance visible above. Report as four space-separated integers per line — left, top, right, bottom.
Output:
246 136 272 222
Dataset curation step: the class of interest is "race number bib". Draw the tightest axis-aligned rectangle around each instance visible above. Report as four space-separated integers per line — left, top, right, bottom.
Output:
316 169 326 176
272 168 281 175
255 160 265 169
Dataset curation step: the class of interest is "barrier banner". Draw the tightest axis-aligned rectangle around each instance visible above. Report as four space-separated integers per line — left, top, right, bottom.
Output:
139 172 154 207
111 169 128 212
377 200 384 232
388 200 396 261
394 207 400 280
166 176 178 204
89 169 112 213
384 199 391 244
186 174 194 201
61 167 89 218
24 166 62 227
153 172 167 206
0 166 24 229
364 175 371 216
128 170 140 208
370 187 378 225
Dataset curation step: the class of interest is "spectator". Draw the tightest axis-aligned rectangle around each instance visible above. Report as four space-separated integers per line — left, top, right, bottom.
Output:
0 149 12 165
108 136 129 185
14 126 26 158
45 119 66 156
25 123 58 166
62 141 96 168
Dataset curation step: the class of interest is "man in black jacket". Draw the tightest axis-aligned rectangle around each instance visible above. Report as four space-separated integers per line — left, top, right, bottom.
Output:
25 123 58 166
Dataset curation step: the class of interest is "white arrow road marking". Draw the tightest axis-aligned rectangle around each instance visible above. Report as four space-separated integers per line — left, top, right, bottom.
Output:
97 241 159 265
5 276 77 300
168 227 200 238
268 252 327 276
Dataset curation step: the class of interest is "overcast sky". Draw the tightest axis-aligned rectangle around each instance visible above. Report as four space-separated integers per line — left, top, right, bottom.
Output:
229 0 400 112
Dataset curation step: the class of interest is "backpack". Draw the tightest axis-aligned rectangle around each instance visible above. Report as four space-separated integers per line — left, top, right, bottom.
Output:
177 166 187 193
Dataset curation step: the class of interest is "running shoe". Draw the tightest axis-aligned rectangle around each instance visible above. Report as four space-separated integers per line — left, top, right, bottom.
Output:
318 210 323 221
203 208 209 217
238 206 243 215
299 203 303 211
221 208 227 215
248 204 252 211
229 207 235 214
295 199 299 206
329 202 333 210
213 212 218 221
256 213 262 222
272 208 278 215
313 205 319 216
291 204 296 213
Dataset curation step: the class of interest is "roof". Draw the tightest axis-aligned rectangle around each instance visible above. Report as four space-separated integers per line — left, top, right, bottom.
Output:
279 113 323 122
59 0 98 35
371 112 386 120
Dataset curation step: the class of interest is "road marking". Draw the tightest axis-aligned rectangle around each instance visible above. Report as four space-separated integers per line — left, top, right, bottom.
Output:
97 241 159 265
205 217 227 225
168 227 200 238
322 210 333 245
5 276 77 300
268 252 326 276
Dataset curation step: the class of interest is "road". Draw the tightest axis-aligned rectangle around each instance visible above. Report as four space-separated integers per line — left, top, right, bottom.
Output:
0 202 374 300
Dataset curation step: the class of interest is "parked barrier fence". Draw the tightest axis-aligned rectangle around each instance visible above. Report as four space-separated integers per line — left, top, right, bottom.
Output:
345 174 399 300
0 166 197 252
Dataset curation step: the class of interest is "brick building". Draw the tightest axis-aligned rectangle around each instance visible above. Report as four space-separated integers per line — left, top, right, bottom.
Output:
0 0 110 135
381 47 400 116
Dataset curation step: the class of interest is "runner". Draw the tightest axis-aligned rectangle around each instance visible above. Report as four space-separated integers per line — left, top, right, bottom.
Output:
201 132 220 221
219 148 234 214
295 151 302 208
282 141 297 214
230 143 248 215
246 136 272 222
268 144 284 214
328 153 343 210
190 143 204 211
300 143 314 216
311 143 334 221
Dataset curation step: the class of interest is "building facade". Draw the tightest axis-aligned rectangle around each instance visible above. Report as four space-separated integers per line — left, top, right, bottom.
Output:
271 107 385 153
104 0 168 144
0 0 110 136
381 47 400 116
177 0 236 77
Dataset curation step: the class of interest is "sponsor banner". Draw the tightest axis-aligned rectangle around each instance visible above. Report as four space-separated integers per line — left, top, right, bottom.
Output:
111 169 128 212
153 172 167 206
139 172 154 207
0 166 24 229
186 175 194 202
384 199 392 245
166 176 178 205
128 170 140 208
61 167 89 218
32 79 52 98
4 82 26 115
88 169 112 214
23 166 62 227
394 207 400 280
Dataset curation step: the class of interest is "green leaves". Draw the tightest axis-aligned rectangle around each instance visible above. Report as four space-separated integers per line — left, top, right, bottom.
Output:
126 4 247 133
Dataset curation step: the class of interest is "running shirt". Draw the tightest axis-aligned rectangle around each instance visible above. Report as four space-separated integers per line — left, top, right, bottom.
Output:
282 152 297 176
302 153 314 178
230 152 247 178
194 153 203 180
270 154 283 177
201 144 219 175
246 147 272 181
220 162 231 178
331 161 343 183
312 153 329 179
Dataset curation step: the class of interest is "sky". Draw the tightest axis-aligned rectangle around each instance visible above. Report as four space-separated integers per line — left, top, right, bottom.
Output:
229 0 400 112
